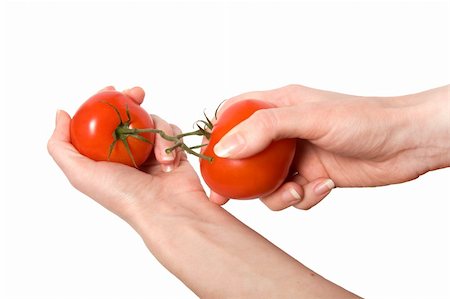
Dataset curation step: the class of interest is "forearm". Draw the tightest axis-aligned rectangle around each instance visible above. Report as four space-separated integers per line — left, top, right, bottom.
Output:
132 195 359 298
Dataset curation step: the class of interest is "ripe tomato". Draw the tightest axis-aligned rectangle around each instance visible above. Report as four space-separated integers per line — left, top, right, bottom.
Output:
200 100 296 199
70 91 155 167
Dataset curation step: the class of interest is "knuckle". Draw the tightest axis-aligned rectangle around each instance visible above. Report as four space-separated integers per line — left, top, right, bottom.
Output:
302 205 312 211
267 204 283 212
251 109 279 134
261 197 284 212
284 84 300 91
293 203 311 211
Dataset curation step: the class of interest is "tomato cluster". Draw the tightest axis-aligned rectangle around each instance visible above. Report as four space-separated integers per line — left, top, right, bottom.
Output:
71 91 295 199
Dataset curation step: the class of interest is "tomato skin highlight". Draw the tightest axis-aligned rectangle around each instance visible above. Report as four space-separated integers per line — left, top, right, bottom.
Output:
200 100 296 199
70 91 155 167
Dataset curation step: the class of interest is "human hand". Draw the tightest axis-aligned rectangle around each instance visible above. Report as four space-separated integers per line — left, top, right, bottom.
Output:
209 85 450 210
47 86 206 226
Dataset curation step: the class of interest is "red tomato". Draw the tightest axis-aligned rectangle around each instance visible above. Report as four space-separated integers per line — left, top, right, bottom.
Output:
70 91 155 167
200 100 296 199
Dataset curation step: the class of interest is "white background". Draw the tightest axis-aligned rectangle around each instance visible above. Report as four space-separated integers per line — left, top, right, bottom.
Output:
1 1 449 298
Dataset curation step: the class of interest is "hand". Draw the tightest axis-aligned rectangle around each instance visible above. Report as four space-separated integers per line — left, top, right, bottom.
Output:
210 85 450 210
47 86 206 226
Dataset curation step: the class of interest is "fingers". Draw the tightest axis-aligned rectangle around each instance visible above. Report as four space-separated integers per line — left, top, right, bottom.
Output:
213 108 279 158
214 105 318 159
98 86 116 92
293 177 335 210
260 176 335 211
208 176 335 210
97 86 146 105
48 110 82 170
123 87 145 105
216 85 300 119
48 109 154 222
260 182 304 211
216 90 274 118
213 85 339 160
209 191 229 205
151 114 178 172
47 110 96 190
170 124 187 164
49 109 71 144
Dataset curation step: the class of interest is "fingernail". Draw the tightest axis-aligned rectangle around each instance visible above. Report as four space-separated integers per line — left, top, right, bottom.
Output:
314 179 335 195
161 163 174 173
161 150 175 162
285 188 302 204
214 132 245 158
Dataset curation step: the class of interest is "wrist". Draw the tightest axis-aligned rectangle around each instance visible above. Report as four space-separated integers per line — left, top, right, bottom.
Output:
392 86 450 173
128 190 208 235
124 186 359 298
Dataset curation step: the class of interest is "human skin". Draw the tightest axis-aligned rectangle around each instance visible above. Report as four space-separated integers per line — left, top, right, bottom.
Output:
48 87 360 298
210 85 450 210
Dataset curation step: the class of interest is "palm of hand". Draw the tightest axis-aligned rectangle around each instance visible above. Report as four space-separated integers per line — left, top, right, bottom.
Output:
49 109 206 224
140 154 206 202
75 155 206 224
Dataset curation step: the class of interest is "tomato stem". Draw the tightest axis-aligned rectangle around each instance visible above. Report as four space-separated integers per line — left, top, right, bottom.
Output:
128 128 213 161
104 101 214 167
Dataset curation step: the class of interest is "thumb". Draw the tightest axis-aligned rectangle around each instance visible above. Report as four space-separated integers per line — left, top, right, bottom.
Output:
213 105 320 159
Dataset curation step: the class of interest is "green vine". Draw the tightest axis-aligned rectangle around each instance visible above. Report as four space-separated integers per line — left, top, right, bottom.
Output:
104 101 215 167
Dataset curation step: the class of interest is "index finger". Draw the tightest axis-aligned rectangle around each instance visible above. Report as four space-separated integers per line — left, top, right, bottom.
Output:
216 86 291 120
